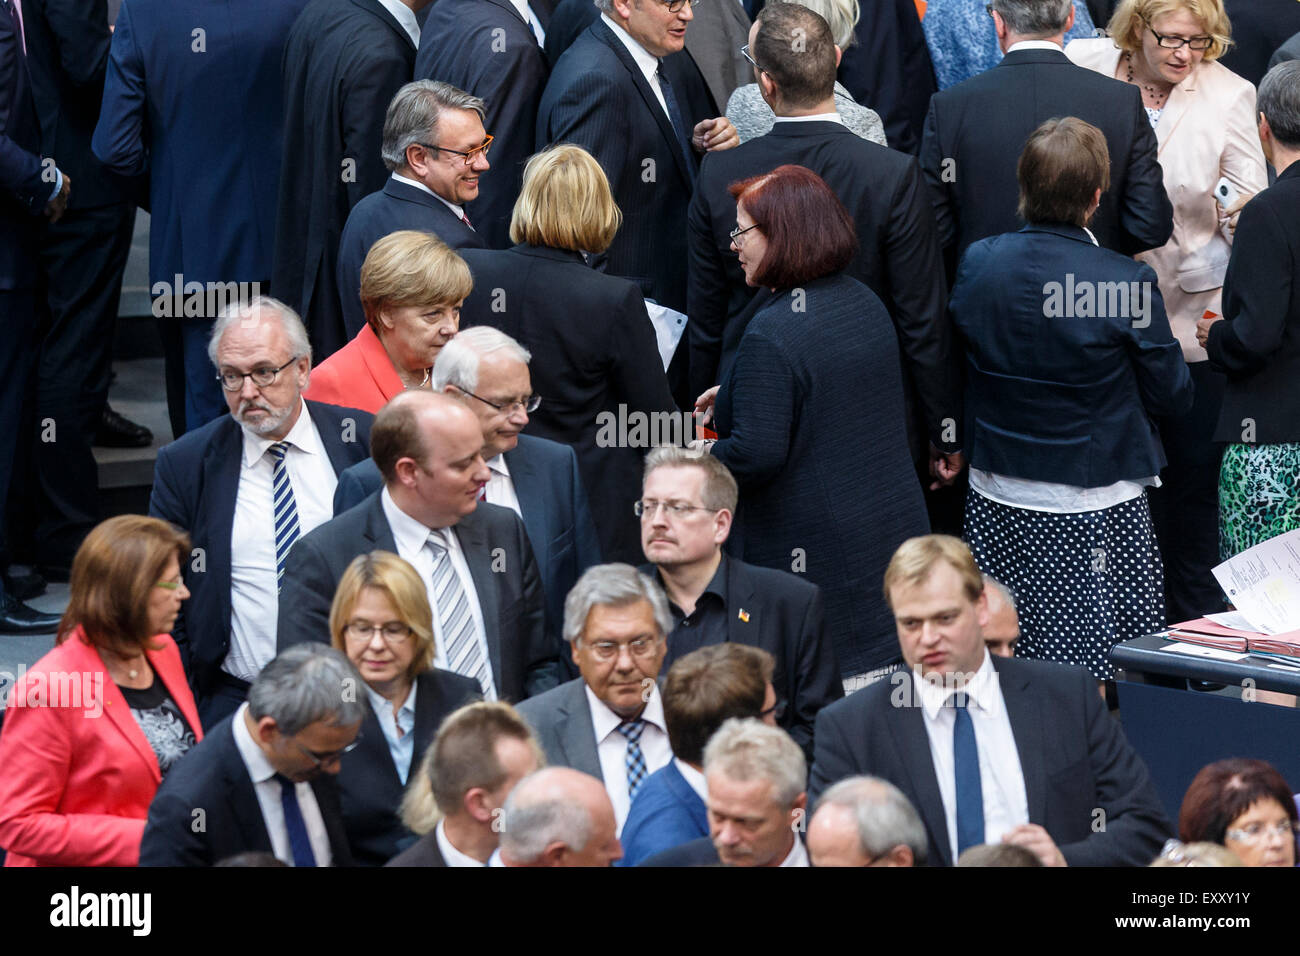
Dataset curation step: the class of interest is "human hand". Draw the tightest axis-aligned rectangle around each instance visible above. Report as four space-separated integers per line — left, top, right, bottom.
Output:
45 172 71 223
929 447 965 490
1002 824 1067 867
694 385 720 428
1195 313 1222 349
693 117 739 152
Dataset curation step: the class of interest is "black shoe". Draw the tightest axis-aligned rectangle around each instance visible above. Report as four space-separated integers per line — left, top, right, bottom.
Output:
0 594 61 635
3 569 46 601
95 405 153 448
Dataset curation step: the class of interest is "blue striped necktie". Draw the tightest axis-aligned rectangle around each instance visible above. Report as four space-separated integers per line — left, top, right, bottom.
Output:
268 441 300 593
617 718 648 800
427 530 493 698
953 695 985 855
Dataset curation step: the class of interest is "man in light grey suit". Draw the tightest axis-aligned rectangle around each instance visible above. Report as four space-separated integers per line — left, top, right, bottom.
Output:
686 0 752 115
517 564 674 835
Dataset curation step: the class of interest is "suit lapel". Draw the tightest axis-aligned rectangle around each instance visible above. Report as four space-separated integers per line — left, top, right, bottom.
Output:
307 401 358 476
1155 75 1194 155
558 679 603 779
889 673 953 866
353 0 416 51
202 419 243 644
309 777 354 865
365 491 399 551
65 637 163 782
455 510 503 687
148 642 204 741
220 722 276 854
993 658 1047 826
725 557 754 647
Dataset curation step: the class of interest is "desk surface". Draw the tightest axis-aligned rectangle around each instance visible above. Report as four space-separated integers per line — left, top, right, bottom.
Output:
1111 632 1300 695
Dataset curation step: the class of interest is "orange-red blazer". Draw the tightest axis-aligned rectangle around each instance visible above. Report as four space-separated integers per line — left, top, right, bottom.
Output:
302 323 403 414
0 627 203 866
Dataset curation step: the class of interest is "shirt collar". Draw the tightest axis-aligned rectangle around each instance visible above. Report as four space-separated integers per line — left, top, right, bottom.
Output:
485 454 510 479
673 757 708 801
773 112 843 125
391 172 465 220
380 485 446 555
1006 40 1065 53
658 552 729 616
230 702 278 786
376 0 420 47
240 398 317 468
585 681 666 741
364 680 417 726
779 836 810 867
601 13 661 86
435 819 486 867
913 649 1000 721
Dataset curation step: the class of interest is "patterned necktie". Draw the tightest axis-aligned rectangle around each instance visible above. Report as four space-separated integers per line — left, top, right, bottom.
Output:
268 442 300 593
427 530 493 698
656 62 696 186
953 695 985 855
275 775 317 867
617 718 648 800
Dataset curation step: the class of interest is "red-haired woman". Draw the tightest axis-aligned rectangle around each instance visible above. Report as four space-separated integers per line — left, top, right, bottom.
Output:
1179 759 1298 867
695 164 928 681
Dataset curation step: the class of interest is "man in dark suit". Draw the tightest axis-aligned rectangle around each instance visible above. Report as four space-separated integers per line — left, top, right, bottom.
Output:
149 298 374 726
516 563 673 835
336 81 487 338
688 2 959 482
639 447 840 759
140 645 361 867
919 0 1172 272
388 700 544 866
1220 0 1300 87
93 0 311 436
274 0 425 361
808 535 1172 868
414 0 549 249
0 0 66 632
277 390 559 701
333 326 602 652
536 0 738 404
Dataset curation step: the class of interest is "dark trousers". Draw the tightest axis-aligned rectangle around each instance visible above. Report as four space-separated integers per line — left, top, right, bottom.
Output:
0 288 37 576
33 203 136 566
1148 360 1227 623
197 673 251 730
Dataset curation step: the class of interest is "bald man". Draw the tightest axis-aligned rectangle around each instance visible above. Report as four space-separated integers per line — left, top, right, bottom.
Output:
497 768 622 867
276 390 560 701
807 776 927 867
982 575 1020 659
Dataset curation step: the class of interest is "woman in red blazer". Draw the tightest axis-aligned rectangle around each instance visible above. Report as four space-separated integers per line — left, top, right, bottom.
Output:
304 231 474 413
0 515 203 866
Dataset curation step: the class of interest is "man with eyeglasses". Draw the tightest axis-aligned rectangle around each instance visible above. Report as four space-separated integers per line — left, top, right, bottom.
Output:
141 644 363 866
637 446 841 761
517 563 674 835
149 297 374 727
336 81 489 339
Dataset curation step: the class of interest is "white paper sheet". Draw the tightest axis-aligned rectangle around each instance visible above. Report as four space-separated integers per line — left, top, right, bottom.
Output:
644 300 687 372
1205 610 1258 631
1160 641 1249 662
1211 529 1300 635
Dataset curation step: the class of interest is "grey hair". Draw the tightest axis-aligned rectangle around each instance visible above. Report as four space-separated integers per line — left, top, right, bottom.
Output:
246 644 366 736
432 326 532 392
381 80 487 172
643 445 739 513
1259 60 1300 149
498 770 593 862
562 563 673 645
990 0 1072 37
982 574 1018 613
815 775 928 864
207 295 312 368
793 0 860 49
703 718 806 807
592 0 615 13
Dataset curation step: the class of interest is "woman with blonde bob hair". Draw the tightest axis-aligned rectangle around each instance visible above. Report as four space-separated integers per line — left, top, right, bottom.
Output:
459 144 677 564
327 550 481 865
0 515 202 866
305 230 474 412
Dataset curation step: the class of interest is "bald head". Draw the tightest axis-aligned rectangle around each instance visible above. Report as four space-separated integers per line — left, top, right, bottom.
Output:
982 575 1020 659
808 776 926 867
498 768 621 867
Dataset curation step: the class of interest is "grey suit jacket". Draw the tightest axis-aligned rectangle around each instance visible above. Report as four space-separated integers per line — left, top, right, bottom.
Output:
515 677 602 781
684 0 750 117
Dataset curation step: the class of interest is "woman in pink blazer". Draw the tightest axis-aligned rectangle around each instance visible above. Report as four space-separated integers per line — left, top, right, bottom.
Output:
0 516 202 866
1067 0 1267 623
304 231 473 413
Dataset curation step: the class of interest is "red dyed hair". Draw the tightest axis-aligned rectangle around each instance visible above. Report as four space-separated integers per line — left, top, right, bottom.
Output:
728 164 857 289
1178 758 1298 846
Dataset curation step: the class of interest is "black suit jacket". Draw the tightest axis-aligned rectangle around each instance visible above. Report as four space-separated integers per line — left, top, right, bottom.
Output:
0 0 47 290
808 656 1173 867
336 176 484 338
836 0 936 155
1219 0 1300 86
139 715 355 866
274 0 416 359
537 19 716 315
415 0 549 249
338 668 481 865
920 47 1173 271
459 243 676 564
275 491 560 702
384 830 447 866
1208 161 1300 444
639 835 719 867
148 402 374 702
687 120 958 457
643 555 842 761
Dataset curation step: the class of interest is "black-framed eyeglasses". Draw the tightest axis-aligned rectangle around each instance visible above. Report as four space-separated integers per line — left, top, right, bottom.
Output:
662 0 702 12
456 386 541 415
740 43 764 73
1141 17 1213 50
419 134 494 166
294 734 363 769
984 3 993 15
729 222 760 244
760 698 787 723
217 356 299 391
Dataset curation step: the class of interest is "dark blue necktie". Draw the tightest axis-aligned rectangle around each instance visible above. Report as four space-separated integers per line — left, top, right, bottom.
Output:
656 62 696 186
953 695 985 855
276 774 318 867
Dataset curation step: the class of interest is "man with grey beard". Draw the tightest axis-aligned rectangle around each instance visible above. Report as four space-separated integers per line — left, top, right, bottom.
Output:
149 297 373 726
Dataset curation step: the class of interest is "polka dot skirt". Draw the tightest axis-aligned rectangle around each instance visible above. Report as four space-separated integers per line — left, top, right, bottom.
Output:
964 489 1166 680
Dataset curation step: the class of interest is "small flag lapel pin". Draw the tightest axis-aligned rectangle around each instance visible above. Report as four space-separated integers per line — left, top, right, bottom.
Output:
738 609 750 623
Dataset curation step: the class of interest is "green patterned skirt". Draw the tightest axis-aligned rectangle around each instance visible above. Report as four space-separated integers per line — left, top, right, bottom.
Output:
1219 443 1300 560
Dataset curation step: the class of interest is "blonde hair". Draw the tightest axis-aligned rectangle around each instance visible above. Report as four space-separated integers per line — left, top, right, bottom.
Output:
510 144 622 254
329 551 436 679
882 534 985 609
1106 0 1233 61
359 230 473 335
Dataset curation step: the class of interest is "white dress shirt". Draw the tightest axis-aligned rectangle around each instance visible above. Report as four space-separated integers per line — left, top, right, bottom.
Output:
226 401 337 682
674 757 707 801
914 651 1029 863
377 0 420 46
364 682 418 785
774 112 843 125
1006 39 1065 54
435 819 487 866
482 454 521 516
508 0 546 45
230 703 333 866
600 14 670 119
585 683 672 834
779 836 810 867
380 487 496 699
391 172 470 225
